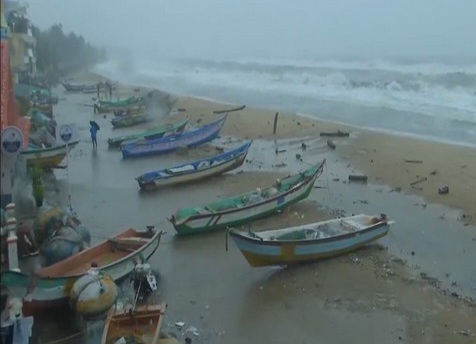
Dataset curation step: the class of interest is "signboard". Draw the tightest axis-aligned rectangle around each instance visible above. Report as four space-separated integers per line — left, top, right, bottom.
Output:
56 123 77 144
1 126 23 155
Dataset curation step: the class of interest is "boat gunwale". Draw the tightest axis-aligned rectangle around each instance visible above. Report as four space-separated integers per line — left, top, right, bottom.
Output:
229 218 390 246
171 159 326 225
137 141 252 184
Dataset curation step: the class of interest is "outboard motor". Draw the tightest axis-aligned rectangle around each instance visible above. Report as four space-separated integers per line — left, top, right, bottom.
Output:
130 263 157 301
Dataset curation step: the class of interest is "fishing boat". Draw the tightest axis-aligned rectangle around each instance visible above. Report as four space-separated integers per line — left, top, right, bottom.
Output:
111 113 150 128
61 82 96 93
114 105 146 117
136 141 252 190
108 119 189 148
20 141 79 167
0 228 164 310
99 96 140 108
169 159 326 235
122 116 227 158
101 303 167 344
229 214 393 267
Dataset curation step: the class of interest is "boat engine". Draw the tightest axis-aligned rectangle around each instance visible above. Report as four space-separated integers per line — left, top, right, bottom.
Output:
130 263 157 301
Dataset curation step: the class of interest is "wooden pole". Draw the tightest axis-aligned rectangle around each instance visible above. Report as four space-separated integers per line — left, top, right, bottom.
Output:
273 112 279 134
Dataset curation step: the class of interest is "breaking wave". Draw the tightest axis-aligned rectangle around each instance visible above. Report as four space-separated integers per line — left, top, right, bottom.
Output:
95 56 476 146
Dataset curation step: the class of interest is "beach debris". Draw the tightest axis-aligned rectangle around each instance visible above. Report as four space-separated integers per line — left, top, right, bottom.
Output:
273 112 279 134
175 321 186 329
429 170 437 175
185 326 200 337
301 142 307 150
213 105 245 114
390 187 402 193
411 186 423 191
275 148 286 154
326 140 336 149
353 200 369 204
295 153 303 161
404 159 423 163
457 330 474 337
332 178 340 182
410 177 427 186
348 174 368 182
274 162 287 168
438 185 449 194
320 130 350 137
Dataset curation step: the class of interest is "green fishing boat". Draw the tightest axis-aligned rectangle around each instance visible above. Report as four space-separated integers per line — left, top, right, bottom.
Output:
168 159 326 235
107 119 189 148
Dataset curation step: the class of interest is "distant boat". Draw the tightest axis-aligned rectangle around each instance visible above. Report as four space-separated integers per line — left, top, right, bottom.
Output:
168 159 326 235
229 214 393 267
111 113 150 128
101 303 167 344
121 116 227 158
61 82 96 93
0 228 164 310
20 141 79 167
136 141 252 190
107 119 189 148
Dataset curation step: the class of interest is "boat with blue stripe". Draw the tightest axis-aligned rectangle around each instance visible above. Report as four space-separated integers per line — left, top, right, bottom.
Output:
229 214 393 267
121 115 227 158
136 141 252 190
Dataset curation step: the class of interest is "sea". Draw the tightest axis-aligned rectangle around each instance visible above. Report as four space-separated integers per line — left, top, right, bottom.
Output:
94 53 476 147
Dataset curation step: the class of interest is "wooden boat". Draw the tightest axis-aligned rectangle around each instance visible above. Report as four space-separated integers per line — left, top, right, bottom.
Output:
169 159 326 235
99 96 140 108
61 82 96 93
122 116 227 159
101 303 167 344
229 214 393 267
136 141 252 190
20 141 79 167
108 119 189 148
111 113 150 128
114 105 146 117
0 228 164 309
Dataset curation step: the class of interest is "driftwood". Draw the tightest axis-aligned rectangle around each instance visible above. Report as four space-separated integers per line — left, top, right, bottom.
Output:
273 112 279 134
320 130 350 137
410 177 427 186
327 140 336 149
404 159 423 163
348 175 368 182
213 105 246 114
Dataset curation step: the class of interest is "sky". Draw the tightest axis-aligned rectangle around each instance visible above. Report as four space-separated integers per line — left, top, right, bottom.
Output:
22 0 476 61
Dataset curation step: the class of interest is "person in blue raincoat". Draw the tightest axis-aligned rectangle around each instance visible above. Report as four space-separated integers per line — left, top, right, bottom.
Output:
89 121 100 148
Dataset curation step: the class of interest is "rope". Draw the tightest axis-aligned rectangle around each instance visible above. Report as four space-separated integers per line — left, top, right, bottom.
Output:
39 331 83 344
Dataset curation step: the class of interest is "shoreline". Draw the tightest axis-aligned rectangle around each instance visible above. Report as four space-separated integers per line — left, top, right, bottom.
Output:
82 70 476 226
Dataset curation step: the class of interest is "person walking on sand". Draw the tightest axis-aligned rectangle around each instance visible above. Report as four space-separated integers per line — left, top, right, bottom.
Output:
89 121 99 148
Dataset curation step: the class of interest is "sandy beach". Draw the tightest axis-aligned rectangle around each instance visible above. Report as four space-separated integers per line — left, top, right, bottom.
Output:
27 75 476 344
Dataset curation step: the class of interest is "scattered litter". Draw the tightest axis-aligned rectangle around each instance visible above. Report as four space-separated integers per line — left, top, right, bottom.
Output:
275 148 286 154
410 177 427 186
185 326 200 337
429 170 437 175
320 130 350 137
295 153 302 161
301 143 307 150
326 140 336 149
404 159 423 163
175 321 185 329
332 178 340 182
438 185 449 195
348 175 368 182
274 162 287 168
457 330 474 337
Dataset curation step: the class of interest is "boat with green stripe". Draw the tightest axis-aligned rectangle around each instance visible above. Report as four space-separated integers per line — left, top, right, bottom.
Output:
168 159 326 235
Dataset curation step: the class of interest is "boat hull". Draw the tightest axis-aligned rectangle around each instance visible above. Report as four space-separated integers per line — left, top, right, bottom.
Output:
108 120 188 148
138 142 251 190
122 116 226 158
174 172 318 235
0 231 162 309
230 223 390 267
111 114 149 128
20 141 79 167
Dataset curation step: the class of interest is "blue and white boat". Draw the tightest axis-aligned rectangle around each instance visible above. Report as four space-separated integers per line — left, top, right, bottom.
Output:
229 214 393 267
121 116 227 158
136 141 252 190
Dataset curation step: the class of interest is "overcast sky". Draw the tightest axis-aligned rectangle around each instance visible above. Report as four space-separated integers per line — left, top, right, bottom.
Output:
24 0 476 60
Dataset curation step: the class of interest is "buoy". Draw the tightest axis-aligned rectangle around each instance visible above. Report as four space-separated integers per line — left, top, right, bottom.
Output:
70 264 118 319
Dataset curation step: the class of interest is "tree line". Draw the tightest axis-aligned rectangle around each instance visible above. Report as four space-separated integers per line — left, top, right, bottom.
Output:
30 24 106 84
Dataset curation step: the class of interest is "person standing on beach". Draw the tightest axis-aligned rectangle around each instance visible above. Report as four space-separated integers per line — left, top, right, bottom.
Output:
90 122 98 148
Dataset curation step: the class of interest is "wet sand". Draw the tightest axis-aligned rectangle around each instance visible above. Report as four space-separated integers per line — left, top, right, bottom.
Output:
28 81 476 344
